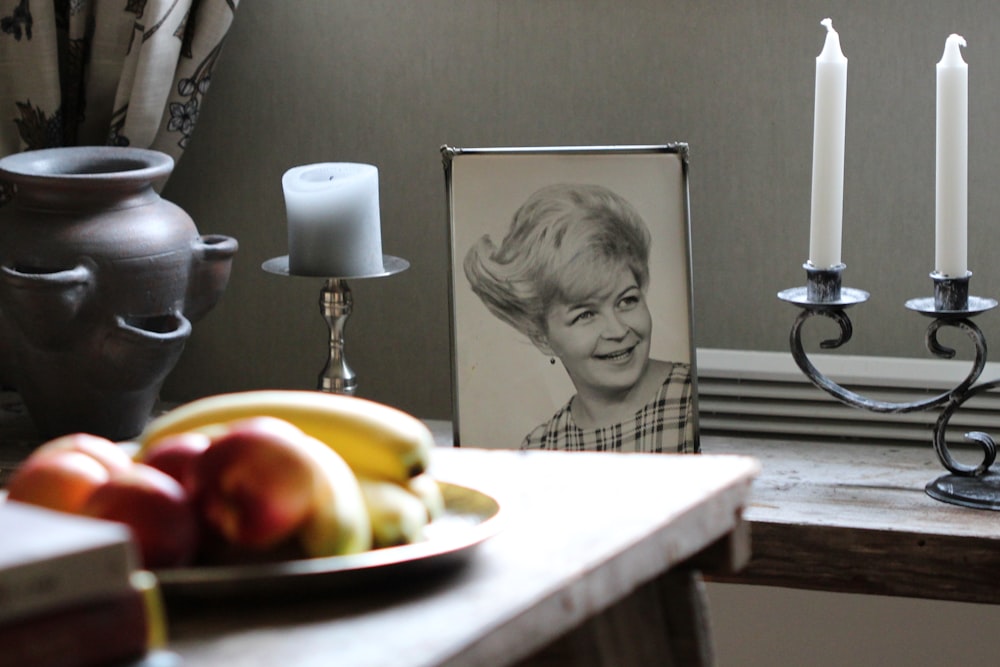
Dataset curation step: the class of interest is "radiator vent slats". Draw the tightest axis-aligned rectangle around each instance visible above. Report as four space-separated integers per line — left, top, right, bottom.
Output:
695 348 1000 445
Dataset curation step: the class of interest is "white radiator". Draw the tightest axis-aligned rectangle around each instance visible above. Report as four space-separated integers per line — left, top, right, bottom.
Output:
695 348 1000 445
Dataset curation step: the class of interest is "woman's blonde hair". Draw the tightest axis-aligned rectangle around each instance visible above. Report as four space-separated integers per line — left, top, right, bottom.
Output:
464 183 651 342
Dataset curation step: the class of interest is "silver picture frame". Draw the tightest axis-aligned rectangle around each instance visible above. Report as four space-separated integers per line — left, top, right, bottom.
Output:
443 144 699 452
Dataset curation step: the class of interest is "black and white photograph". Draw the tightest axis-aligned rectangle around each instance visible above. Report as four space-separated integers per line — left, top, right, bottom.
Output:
444 145 698 453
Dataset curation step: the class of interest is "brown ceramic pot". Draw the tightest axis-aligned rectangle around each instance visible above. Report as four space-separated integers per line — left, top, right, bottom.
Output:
0 146 238 441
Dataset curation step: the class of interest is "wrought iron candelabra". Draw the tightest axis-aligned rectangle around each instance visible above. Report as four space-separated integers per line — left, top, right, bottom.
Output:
778 263 1000 510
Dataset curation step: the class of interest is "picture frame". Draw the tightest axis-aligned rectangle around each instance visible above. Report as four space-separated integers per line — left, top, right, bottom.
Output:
443 144 699 452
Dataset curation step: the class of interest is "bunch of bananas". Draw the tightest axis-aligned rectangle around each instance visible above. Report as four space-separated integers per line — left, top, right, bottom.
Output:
138 390 444 557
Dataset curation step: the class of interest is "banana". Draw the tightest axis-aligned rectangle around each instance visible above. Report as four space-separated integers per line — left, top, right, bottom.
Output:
406 473 446 521
358 477 430 548
297 434 372 557
138 390 434 484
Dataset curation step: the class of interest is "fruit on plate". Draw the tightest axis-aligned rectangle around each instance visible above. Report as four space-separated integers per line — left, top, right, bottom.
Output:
137 390 435 484
80 463 199 569
7 390 444 568
358 477 430 548
31 433 135 475
6 434 199 568
139 431 211 488
5 433 136 512
190 417 322 550
295 433 373 558
5 450 113 514
189 416 372 557
406 473 446 521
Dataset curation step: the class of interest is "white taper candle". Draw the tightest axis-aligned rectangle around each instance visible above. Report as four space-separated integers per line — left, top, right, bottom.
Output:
808 18 848 270
935 34 968 278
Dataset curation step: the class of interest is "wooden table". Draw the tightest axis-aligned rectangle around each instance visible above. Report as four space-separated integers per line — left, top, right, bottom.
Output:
163 447 759 667
703 436 1000 604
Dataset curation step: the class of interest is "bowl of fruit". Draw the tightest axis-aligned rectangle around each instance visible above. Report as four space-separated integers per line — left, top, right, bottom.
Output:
3 391 502 600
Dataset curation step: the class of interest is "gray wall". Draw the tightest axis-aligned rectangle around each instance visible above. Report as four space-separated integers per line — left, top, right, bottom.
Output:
707 582 1000 666
159 2 1000 663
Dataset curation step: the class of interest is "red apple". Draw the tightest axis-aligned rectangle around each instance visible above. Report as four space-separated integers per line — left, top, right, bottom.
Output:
32 433 134 474
80 463 199 569
6 450 111 513
189 417 321 551
140 431 211 489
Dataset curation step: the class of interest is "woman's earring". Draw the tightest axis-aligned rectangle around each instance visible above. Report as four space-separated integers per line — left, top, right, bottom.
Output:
549 357 556 365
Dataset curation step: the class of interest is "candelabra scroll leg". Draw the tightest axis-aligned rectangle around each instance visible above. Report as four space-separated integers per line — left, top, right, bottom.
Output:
789 308 869 407
924 317 994 470
926 360 1000 510
924 317 988 367
791 307 856 352
318 278 358 395
790 308 951 413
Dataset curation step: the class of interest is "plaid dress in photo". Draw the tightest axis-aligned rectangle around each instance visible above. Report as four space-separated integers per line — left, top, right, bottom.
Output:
521 362 695 453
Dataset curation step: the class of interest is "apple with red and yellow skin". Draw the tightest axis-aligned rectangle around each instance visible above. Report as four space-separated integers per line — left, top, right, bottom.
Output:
139 431 211 489
188 417 321 551
31 433 134 475
5 450 112 513
5 433 136 514
80 463 199 569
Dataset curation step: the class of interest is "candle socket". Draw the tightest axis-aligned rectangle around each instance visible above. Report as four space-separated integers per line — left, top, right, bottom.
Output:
932 271 971 312
805 262 845 302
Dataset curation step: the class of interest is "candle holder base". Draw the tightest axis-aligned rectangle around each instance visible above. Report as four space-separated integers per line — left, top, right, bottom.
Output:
925 472 1000 511
262 254 409 395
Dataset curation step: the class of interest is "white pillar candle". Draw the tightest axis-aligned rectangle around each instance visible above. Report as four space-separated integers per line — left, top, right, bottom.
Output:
935 34 968 278
282 163 385 277
808 18 848 270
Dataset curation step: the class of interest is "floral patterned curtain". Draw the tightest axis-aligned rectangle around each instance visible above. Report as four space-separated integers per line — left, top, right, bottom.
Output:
0 0 239 175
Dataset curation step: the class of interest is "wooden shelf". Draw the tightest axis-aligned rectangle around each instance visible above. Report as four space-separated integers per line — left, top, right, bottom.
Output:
701 435 1000 604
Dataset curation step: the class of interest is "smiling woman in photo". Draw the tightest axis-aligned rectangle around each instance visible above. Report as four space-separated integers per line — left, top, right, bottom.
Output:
463 183 695 453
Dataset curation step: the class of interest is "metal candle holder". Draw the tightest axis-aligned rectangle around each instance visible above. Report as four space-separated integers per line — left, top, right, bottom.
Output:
262 254 409 395
778 262 1000 510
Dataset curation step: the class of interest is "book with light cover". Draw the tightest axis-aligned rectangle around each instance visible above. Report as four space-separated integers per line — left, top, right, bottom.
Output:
0 500 140 624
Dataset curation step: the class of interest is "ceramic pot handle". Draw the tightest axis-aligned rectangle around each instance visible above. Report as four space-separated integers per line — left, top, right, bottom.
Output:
113 312 193 343
0 262 92 288
194 234 239 260
0 262 95 346
185 234 238 323
95 313 193 391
